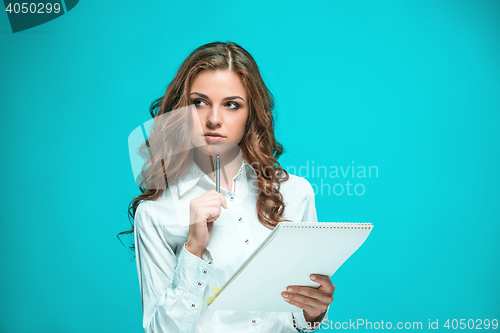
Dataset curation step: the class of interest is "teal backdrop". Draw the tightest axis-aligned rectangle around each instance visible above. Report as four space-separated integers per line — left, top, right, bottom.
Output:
1 0 499 332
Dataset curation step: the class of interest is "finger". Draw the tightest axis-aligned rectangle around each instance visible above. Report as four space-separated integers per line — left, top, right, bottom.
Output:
208 189 223 199
204 197 225 210
283 296 317 317
203 199 224 208
197 207 220 222
297 291 333 306
283 287 332 305
206 194 226 210
206 205 221 217
310 274 335 294
206 215 219 222
219 193 228 209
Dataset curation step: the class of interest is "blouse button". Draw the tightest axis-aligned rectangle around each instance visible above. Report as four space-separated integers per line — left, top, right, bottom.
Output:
208 260 213 265
251 319 257 325
197 281 203 287
238 217 243 223
202 269 208 274
191 303 196 308
245 239 249 244
230 196 235 201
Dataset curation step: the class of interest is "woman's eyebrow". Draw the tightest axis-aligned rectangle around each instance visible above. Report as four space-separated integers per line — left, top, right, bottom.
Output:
190 92 245 102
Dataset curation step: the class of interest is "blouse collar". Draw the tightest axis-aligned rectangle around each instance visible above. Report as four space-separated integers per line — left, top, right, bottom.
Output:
176 157 257 197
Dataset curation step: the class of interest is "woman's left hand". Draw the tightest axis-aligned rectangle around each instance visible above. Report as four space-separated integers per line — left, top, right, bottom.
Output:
281 274 335 323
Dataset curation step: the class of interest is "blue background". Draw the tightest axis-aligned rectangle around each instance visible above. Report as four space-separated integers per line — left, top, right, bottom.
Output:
1 0 499 331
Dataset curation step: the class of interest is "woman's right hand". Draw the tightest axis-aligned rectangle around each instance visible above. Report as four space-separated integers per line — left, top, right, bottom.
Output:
186 190 227 257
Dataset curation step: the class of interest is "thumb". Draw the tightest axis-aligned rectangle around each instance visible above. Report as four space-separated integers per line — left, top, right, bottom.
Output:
219 193 228 209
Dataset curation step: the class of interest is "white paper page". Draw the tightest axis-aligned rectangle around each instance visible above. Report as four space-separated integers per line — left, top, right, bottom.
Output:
209 222 373 312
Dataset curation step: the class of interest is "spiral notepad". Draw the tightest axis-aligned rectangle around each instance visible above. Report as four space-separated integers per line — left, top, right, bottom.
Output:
207 221 373 312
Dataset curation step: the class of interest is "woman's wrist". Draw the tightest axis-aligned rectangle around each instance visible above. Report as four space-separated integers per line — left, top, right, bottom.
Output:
185 240 204 258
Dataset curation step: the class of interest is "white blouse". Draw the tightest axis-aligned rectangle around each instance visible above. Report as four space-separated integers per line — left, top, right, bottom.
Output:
133 157 331 333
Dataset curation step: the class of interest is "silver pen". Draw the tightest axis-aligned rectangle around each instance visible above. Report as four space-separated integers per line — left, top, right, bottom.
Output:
214 154 220 192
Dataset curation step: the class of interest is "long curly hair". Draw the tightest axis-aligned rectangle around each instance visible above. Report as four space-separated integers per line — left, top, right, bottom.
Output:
117 41 290 252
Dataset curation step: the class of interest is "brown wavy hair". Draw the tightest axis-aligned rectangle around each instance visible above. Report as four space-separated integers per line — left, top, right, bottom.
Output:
117 41 290 252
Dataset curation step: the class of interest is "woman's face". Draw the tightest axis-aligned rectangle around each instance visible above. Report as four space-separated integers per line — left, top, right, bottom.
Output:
189 69 249 156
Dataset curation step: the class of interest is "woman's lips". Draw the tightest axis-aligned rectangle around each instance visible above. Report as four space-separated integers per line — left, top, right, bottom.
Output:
204 135 225 142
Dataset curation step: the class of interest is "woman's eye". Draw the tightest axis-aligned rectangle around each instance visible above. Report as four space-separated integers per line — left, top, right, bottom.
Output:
227 102 240 110
192 99 239 109
193 99 207 107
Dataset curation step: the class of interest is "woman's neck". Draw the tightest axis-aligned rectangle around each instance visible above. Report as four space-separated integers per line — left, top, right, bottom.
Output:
193 146 244 191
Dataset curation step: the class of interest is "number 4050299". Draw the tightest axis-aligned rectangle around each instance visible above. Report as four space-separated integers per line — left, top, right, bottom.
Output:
5 2 61 14
444 319 498 330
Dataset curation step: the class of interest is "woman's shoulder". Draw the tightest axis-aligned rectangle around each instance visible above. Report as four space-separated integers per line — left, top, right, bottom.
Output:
280 172 314 190
134 199 154 226
133 188 176 226
279 173 317 221
279 172 315 200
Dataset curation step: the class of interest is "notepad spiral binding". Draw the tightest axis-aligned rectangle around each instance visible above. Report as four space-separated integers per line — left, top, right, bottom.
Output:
279 222 373 229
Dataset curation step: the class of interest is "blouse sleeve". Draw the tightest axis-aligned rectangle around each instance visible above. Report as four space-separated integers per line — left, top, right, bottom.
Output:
290 179 331 332
301 179 318 223
291 305 330 332
134 202 214 333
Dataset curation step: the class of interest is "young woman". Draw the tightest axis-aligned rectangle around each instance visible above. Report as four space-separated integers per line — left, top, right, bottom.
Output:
120 41 334 333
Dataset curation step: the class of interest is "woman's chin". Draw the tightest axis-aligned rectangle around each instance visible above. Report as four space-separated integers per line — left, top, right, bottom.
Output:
196 142 239 157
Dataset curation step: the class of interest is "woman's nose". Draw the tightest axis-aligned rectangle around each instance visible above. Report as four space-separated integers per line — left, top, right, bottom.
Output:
206 105 222 128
